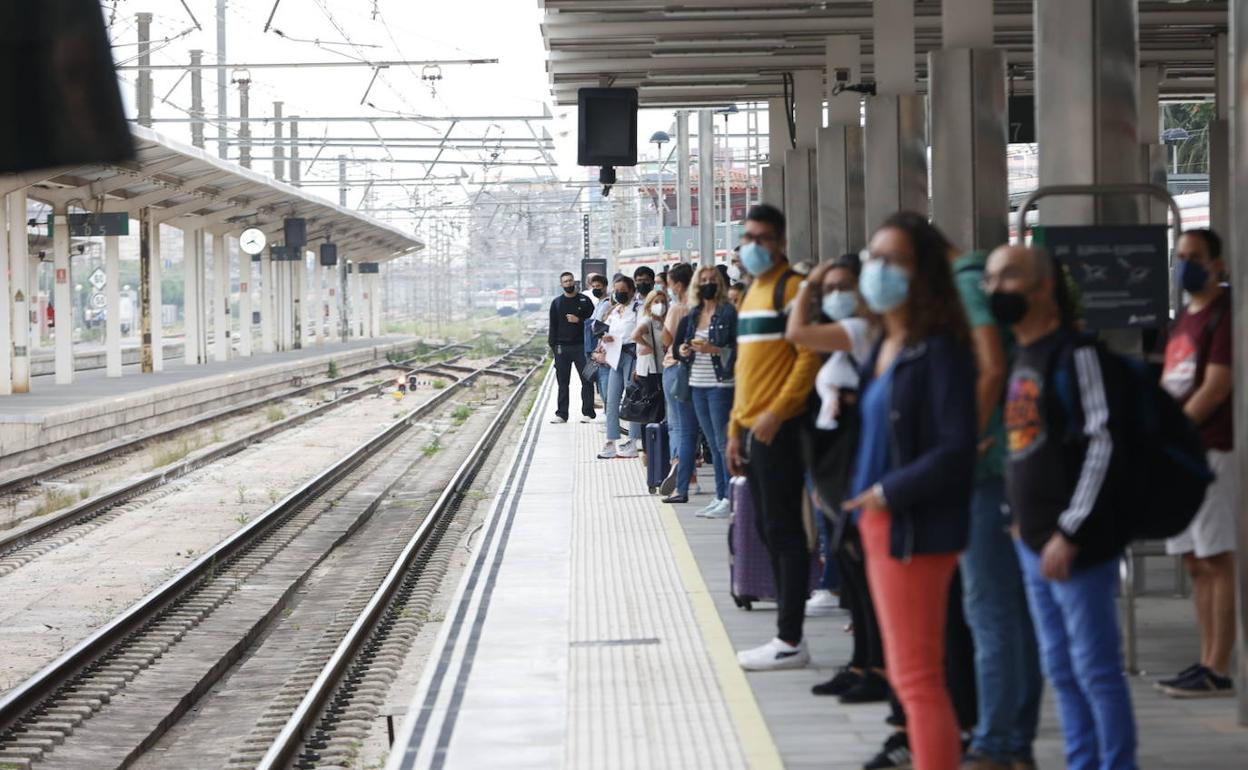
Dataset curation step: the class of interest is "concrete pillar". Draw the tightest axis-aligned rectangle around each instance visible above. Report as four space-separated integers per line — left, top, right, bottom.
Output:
150 218 164 372
105 235 121 377
865 0 926 231
762 98 788 207
183 228 203 364
676 111 692 262
372 273 383 337
352 265 364 337
327 266 340 342
1138 65 1169 225
0 195 11 395
292 256 303 350
697 110 716 266
1035 0 1140 226
1209 33 1230 238
8 192 29 392
1229 1 1248 725
314 257 324 345
212 233 229 362
51 203 72 385
260 250 274 353
929 1 1008 251
819 35 866 260
786 71 824 264
238 240 252 357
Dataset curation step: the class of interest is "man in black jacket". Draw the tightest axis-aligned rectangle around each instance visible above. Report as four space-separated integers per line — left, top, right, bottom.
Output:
985 245 1136 770
548 271 596 423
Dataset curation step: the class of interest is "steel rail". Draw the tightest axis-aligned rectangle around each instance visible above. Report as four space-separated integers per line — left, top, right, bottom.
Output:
0 341 535 739
256 358 541 770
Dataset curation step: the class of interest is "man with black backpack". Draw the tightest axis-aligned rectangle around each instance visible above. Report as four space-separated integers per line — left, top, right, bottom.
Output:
985 245 1138 770
1155 228 1236 699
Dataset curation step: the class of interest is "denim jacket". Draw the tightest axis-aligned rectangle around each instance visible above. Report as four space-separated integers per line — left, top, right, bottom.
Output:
858 333 976 560
673 302 738 381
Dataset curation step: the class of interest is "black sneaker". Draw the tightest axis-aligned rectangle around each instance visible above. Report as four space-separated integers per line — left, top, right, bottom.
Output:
658 462 680 496
1159 666 1234 698
1154 662 1203 690
863 732 912 770
812 667 861 697
840 670 890 704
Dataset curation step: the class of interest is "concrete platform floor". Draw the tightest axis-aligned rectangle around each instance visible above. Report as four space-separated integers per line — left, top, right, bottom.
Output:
0 336 412 418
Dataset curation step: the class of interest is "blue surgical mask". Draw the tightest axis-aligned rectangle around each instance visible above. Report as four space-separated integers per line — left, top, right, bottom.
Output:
859 260 910 313
821 290 857 321
1177 259 1210 294
739 242 774 276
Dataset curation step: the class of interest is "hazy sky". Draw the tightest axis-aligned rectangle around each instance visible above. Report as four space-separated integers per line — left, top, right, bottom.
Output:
104 0 684 235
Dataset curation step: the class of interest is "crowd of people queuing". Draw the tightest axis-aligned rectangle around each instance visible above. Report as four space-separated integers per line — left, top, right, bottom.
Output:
548 203 1237 770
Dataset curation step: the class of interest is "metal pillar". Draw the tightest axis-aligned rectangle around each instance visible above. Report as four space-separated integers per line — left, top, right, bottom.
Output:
105 236 122 377
136 13 153 128
289 117 301 186
292 256 303 350
1035 0 1140 226
239 240 252 357
338 156 348 206
721 119 733 259
190 50 205 148
1138 65 1169 225
51 203 72 385
260 250 274 353
183 228 203 364
328 264 341 342
786 72 823 264
1210 33 1230 238
352 265 364 337
929 1 1008 252
677 111 691 262
212 233 229 362
216 0 228 158
697 110 715 266
1230 0 1248 725
8 192 29 392
762 97 788 207
314 257 324 345
235 73 252 169
339 260 349 340
139 209 154 372
0 195 11 395
865 0 925 230
819 35 866 260
150 219 164 372
372 274 383 337
273 102 285 181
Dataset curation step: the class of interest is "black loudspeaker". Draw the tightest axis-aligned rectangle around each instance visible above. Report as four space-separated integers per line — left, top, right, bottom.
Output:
284 218 307 249
320 243 338 267
577 88 638 167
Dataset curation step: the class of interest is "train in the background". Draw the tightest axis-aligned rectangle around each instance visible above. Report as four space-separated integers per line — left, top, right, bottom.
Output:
490 286 546 316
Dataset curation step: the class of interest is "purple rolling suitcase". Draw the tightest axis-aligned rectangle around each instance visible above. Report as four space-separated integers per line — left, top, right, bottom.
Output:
644 423 671 494
728 476 821 610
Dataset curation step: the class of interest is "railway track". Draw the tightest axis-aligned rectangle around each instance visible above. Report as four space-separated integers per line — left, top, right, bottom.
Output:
0 343 478 577
0 340 543 770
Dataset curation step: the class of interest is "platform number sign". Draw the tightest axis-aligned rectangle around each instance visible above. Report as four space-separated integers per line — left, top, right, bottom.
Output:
47 213 129 237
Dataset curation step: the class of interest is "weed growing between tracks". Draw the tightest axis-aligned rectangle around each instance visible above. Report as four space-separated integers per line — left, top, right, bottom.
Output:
422 436 443 458
148 434 208 470
327 359 340 379
452 405 473 424
266 406 287 423
33 488 77 518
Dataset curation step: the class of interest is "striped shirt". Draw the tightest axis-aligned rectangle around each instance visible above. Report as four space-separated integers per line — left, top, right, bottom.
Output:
690 352 731 388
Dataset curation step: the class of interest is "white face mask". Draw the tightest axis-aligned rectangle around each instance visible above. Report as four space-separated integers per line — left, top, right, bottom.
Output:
727 263 742 282
651 303 666 317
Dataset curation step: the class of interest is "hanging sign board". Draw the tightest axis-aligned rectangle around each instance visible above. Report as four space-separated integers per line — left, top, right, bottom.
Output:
357 262 380 274
1034 224 1169 330
48 213 129 237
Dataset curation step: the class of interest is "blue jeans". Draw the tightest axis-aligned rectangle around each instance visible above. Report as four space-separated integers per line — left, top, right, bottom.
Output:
809 479 840 592
606 351 641 443
690 385 732 500
662 366 698 495
1016 542 1137 770
960 479 1043 763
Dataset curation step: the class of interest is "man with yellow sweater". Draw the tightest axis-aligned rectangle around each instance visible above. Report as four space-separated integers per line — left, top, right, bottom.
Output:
727 204 823 670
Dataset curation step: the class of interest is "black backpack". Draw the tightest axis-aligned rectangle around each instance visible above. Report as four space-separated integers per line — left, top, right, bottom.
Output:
1049 337 1213 541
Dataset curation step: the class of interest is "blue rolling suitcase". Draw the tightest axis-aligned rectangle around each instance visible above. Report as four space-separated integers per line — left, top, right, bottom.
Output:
644 422 671 494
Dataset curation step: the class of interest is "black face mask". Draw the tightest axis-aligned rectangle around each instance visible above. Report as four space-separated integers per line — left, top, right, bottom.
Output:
636 281 654 297
562 284 577 295
989 291 1029 326
697 283 718 301
591 287 605 299
614 290 631 304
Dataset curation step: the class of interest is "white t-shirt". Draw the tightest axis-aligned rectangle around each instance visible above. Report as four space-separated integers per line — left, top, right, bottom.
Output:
604 303 639 370
814 317 874 430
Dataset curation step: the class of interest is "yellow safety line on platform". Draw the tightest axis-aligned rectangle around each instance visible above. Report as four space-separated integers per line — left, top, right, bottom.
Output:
658 502 784 770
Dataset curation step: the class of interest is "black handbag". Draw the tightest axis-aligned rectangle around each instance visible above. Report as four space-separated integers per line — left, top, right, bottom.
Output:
581 357 602 383
619 374 665 424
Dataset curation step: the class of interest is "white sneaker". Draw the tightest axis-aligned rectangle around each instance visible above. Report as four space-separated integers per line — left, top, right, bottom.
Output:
737 638 810 671
617 442 638 459
694 499 720 517
550 415 568 424
597 442 617 460
580 415 595 423
805 589 846 617
698 498 731 519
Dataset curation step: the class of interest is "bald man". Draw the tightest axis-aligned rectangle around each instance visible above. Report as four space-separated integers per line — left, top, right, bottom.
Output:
984 245 1138 770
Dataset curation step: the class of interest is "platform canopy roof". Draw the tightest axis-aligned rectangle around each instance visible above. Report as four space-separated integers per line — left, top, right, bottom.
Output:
540 0 1228 106
5 126 422 262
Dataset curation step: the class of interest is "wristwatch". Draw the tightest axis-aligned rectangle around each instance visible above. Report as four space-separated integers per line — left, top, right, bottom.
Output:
871 483 888 509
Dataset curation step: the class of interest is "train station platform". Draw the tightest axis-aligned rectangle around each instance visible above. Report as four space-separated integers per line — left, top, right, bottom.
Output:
389 372 1248 770
0 336 415 470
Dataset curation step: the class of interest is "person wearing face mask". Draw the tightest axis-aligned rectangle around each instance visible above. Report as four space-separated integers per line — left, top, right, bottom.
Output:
785 252 890 706
725 204 823 671
985 244 1137 770
672 266 738 510
599 275 644 459
657 263 702 499
549 271 597 424
631 289 669 384
1154 229 1237 699
634 265 657 301
585 273 613 409
840 212 977 770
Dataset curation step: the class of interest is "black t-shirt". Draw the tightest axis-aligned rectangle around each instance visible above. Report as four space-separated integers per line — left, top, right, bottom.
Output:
1005 327 1124 564
549 292 594 346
